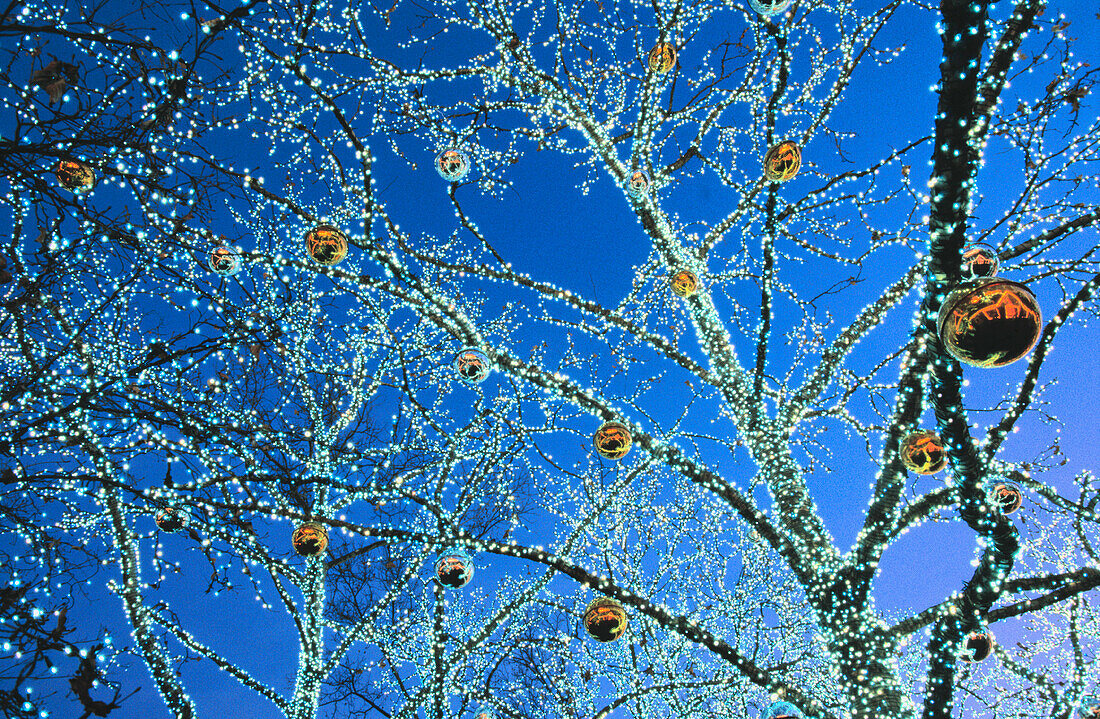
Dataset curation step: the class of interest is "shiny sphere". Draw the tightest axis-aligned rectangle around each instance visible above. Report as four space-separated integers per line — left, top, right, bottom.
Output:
960 630 993 662
436 549 474 588
670 270 699 298
435 148 470 182
961 243 1000 281
750 0 792 15
209 246 242 276
454 347 492 384
56 160 95 193
305 224 349 266
647 43 676 73
900 430 946 474
763 140 801 182
292 522 329 556
938 279 1041 368
155 508 186 532
991 483 1022 514
627 170 650 198
761 701 803 719
1076 701 1100 719
594 421 632 461
583 597 628 642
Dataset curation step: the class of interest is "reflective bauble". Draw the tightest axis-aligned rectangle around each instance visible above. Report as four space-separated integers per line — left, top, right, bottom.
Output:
594 421 632 461
960 243 1000 281
647 43 677 74
627 170 650 198
209 246 242 276
305 224 349 266
435 148 470 182
155 508 186 532
763 140 801 182
454 347 492 384
960 630 993 662
900 430 946 475
991 483 1022 514
761 701 803 719
292 522 329 556
436 549 474 588
56 160 95 193
670 270 699 298
938 279 1041 368
583 597 628 642
749 0 792 16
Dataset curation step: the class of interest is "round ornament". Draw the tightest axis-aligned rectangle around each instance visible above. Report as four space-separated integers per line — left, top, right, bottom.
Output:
304 224 349 266
960 630 993 662
991 483 1022 515
209 246 242 276
749 0 792 16
627 170 650 198
647 43 677 74
292 522 329 557
670 270 699 298
583 597 628 643
763 140 801 182
594 421 632 461
454 347 492 384
938 278 1041 368
56 160 95 193
900 430 946 475
436 549 474 588
960 243 1000 281
155 507 187 532
435 148 470 182
761 701 803 719
1077 701 1100 719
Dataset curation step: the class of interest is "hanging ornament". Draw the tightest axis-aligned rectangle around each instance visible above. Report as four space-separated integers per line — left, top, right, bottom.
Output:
583 597 628 642
647 43 677 74
990 483 1022 514
594 421 632 461
304 224 349 266
436 549 474 588
761 701 803 719
763 140 801 182
938 278 1041 368
749 0 792 16
55 160 95 193
960 630 993 662
626 170 650 198
1076 701 1100 719
454 347 492 384
155 507 187 532
900 430 946 475
209 246 242 276
435 148 470 182
670 270 699 298
292 522 329 556
960 243 1000 281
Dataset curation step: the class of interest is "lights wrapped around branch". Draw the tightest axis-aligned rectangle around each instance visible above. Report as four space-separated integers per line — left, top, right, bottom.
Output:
305 224 349 266
938 278 1042 368
647 43 677 74
209 246 242 276
436 549 474 588
960 630 993 662
960 243 999 281
435 148 471 182
582 597 628 643
55 160 95 193
670 270 699 298
749 0 792 16
594 421 632 461
292 522 329 557
990 483 1022 514
454 347 492 384
155 507 187 532
763 141 801 183
900 430 946 475
760 701 803 719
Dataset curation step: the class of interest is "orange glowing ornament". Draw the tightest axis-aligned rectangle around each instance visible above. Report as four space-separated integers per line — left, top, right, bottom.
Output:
594 421 632 460
900 430 946 475
56 160 95 193
670 270 699 298
763 140 800 182
304 224 348 266
583 597 628 642
647 43 677 74
938 278 1041 368
292 522 329 557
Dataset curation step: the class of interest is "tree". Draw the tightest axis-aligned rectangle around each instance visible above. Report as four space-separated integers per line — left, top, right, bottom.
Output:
1 0 1099 717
